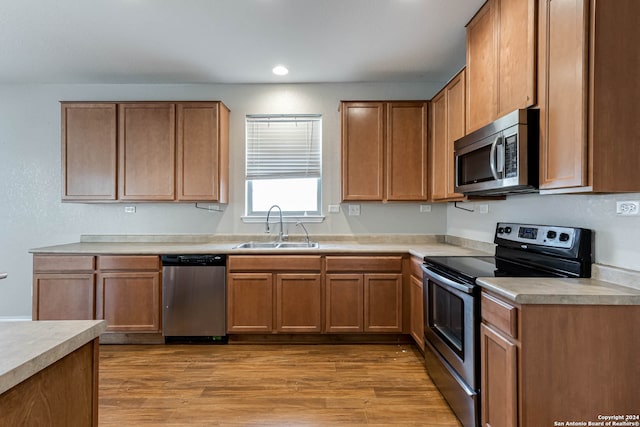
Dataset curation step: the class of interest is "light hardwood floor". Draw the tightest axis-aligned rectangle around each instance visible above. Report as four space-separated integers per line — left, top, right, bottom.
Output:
99 343 461 426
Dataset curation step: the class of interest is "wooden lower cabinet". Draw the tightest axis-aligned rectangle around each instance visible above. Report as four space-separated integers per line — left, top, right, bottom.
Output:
325 256 403 334
226 273 274 333
481 291 640 426
0 339 99 426
276 274 322 333
325 274 364 333
480 323 517 427
408 256 424 351
96 271 161 332
96 256 162 339
226 256 322 334
32 255 96 320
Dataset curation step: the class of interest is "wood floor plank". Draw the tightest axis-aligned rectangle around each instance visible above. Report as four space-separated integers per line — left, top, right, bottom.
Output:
99 343 461 426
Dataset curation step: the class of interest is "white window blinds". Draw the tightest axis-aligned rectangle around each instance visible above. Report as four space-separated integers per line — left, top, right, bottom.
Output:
246 115 322 180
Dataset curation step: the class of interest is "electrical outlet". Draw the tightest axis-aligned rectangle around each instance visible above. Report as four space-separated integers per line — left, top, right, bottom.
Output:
477 204 489 214
419 205 432 213
124 206 136 214
328 204 340 213
616 201 639 216
348 204 361 216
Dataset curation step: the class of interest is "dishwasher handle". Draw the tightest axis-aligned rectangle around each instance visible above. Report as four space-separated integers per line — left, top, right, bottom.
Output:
161 254 226 267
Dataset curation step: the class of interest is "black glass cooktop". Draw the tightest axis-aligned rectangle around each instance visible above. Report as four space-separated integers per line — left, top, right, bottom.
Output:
423 255 568 283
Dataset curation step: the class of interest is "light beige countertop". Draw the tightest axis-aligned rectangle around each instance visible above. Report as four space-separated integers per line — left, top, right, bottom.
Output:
0 320 107 395
29 234 493 259
29 234 640 305
477 277 640 305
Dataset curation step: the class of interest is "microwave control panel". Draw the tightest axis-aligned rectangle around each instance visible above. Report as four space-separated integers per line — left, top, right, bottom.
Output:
503 133 518 178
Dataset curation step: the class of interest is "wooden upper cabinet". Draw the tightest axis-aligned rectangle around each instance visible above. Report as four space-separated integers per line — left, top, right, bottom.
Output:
341 102 385 200
176 102 229 202
61 101 229 202
466 1 497 133
431 69 466 201
466 0 536 133
538 0 640 193
495 0 536 118
118 103 176 200
61 103 117 201
341 101 429 202
386 102 429 201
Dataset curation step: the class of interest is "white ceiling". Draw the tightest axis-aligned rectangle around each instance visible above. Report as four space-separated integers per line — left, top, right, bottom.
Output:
0 0 485 85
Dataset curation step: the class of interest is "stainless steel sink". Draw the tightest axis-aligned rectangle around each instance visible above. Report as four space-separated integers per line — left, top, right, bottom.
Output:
233 241 319 249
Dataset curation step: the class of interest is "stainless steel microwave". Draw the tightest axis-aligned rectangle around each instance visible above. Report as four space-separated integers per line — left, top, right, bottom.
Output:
454 109 539 196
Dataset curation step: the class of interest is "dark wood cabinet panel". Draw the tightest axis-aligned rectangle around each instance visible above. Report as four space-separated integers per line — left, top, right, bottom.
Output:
409 273 424 351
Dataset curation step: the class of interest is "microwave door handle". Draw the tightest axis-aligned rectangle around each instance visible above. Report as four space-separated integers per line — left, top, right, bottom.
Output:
489 136 501 180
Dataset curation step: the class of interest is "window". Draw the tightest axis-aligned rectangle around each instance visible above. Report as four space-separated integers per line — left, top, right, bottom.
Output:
245 114 322 217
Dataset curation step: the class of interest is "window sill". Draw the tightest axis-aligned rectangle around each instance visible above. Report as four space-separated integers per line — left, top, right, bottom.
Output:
241 215 325 224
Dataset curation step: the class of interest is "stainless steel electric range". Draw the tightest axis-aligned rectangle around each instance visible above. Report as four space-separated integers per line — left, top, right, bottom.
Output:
422 222 593 427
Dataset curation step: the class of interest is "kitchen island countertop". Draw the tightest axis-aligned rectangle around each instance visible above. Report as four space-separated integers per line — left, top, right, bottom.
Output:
0 320 107 395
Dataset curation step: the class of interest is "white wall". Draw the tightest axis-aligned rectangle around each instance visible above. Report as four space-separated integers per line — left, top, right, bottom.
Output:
447 193 640 271
0 82 447 318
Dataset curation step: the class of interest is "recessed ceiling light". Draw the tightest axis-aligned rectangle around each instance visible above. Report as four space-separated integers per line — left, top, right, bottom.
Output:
272 65 289 76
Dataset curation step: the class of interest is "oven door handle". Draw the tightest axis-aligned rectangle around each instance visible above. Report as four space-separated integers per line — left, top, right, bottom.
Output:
421 264 474 295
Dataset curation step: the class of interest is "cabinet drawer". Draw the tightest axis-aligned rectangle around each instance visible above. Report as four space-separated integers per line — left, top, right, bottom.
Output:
33 255 95 273
97 255 160 271
481 292 518 339
228 256 322 272
410 256 423 278
325 256 403 273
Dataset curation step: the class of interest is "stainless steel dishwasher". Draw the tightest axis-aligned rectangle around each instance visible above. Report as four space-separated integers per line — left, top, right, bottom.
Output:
161 254 226 341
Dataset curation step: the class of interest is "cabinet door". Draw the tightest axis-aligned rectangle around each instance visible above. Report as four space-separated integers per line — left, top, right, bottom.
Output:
538 0 588 190
177 102 228 202
341 102 385 201
61 103 117 201
118 103 176 200
32 274 95 320
466 1 497 133
386 102 429 201
96 272 161 332
227 273 273 333
430 90 448 201
445 70 466 199
480 323 518 427
409 274 424 351
325 274 363 333
496 0 536 116
275 273 322 333
364 273 402 333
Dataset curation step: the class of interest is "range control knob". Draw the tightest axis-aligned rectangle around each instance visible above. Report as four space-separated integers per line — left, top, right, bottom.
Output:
498 227 505 234
504 226 512 234
559 233 570 242
547 230 557 239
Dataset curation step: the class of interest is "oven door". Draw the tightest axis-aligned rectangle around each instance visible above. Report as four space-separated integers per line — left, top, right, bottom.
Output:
422 264 478 390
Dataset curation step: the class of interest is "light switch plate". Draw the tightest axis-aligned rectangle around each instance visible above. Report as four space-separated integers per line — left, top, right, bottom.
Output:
124 206 136 214
328 204 340 213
